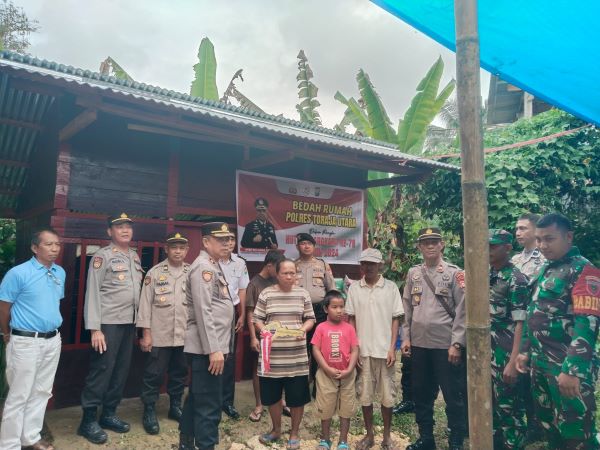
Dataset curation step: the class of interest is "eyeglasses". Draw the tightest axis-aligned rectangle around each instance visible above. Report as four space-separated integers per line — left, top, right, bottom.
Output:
47 269 61 285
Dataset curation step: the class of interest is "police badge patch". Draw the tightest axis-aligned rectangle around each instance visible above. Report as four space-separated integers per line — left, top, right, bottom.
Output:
93 257 103 269
202 271 213 282
144 276 151 286
455 271 466 289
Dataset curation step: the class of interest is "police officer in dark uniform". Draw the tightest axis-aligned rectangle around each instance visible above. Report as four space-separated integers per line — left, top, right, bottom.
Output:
178 222 235 450
137 232 190 435
240 198 278 249
78 213 144 445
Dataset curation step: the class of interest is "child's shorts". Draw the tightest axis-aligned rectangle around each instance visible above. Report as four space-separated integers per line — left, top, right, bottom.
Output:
314 368 357 420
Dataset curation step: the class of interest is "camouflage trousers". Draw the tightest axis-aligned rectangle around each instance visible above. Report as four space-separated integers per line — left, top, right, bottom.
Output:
492 350 526 449
531 357 599 450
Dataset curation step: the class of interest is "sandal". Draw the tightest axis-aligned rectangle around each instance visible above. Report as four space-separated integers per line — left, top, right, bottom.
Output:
287 438 301 450
249 408 263 422
317 439 332 450
355 437 375 450
337 442 349 450
259 433 281 445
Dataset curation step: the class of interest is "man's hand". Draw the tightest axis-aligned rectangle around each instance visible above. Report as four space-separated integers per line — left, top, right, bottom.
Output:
253 235 262 243
448 345 461 365
139 334 152 352
2 331 9 344
558 372 581 399
515 354 530 374
386 349 396 368
208 351 225 376
338 368 353 380
503 360 519 384
325 365 341 379
91 330 107 354
250 336 260 353
235 314 245 333
401 340 411 357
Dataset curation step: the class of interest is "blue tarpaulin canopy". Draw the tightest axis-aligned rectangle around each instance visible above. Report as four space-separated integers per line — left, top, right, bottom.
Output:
372 0 600 127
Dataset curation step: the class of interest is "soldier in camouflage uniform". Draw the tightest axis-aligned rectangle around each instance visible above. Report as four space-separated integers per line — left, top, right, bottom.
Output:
516 213 600 450
488 230 529 450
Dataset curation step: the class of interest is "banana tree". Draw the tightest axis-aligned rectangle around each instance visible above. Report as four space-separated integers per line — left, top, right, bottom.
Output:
99 57 134 81
296 50 322 126
335 57 455 226
190 37 219 101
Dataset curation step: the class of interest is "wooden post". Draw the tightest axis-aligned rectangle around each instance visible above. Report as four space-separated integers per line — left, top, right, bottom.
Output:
454 1 493 449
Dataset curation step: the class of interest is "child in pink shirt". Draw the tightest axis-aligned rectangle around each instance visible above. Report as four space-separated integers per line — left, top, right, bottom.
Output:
311 290 359 450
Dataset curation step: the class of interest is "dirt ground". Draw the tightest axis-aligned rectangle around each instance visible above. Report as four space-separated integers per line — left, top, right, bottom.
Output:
44 378 410 450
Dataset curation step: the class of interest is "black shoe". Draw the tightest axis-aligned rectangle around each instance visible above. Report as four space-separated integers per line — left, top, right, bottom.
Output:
222 404 240 420
168 399 183 422
99 409 131 433
77 407 108 444
143 403 160 435
407 437 436 450
393 400 415 414
178 433 196 450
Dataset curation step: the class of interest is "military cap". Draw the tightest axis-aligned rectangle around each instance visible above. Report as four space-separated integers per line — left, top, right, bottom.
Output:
165 232 188 244
254 197 269 210
201 222 233 238
296 233 316 245
489 229 513 245
359 248 383 263
417 227 442 241
108 212 133 227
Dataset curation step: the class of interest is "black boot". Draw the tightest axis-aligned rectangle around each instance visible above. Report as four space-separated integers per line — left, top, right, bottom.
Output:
393 400 415 414
169 398 183 422
178 433 196 450
407 436 436 450
99 407 131 433
143 403 160 435
77 407 108 444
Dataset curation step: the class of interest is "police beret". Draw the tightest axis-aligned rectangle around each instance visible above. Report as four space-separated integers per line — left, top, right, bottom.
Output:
165 232 188 244
489 229 513 245
417 227 442 241
108 212 133 227
254 198 269 210
201 222 232 238
296 233 316 245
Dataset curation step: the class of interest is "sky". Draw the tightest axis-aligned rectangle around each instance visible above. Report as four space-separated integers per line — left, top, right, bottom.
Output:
16 0 490 129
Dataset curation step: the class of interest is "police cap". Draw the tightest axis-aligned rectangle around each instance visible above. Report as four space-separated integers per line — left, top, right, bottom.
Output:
202 222 232 238
165 232 189 244
296 233 316 245
417 227 442 242
108 212 133 227
254 198 269 210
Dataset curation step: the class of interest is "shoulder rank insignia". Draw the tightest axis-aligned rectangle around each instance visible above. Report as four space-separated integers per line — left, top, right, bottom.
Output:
93 256 103 269
144 276 151 286
202 271 213 282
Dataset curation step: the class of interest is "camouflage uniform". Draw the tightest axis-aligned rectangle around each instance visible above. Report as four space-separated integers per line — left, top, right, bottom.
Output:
521 246 599 449
489 262 529 449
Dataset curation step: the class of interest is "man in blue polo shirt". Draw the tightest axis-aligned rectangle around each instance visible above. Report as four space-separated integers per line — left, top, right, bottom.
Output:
0 228 65 450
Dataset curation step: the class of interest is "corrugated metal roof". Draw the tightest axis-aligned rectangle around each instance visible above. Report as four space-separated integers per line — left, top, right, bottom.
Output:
0 50 459 172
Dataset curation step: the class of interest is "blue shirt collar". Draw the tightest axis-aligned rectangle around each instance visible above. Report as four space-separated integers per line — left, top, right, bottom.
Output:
30 256 57 272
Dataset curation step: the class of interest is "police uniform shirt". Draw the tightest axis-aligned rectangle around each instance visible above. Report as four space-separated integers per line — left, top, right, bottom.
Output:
511 248 546 279
295 257 335 303
184 250 234 355
220 253 249 306
84 243 143 331
136 260 190 347
240 219 278 249
402 260 466 349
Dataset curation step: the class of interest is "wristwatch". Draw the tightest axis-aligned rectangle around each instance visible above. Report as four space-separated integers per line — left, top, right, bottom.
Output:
452 342 463 350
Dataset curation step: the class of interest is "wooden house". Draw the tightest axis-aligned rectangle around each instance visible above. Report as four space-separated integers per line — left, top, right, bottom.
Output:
0 51 459 407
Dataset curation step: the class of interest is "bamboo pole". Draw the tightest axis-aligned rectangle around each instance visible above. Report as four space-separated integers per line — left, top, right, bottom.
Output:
454 1 493 449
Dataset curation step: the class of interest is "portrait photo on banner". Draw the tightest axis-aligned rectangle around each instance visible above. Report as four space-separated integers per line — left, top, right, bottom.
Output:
235 170 364 264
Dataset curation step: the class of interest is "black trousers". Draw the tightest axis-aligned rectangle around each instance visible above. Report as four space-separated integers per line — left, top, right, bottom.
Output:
411 346 466 438
140 346 187 405
81 323 135 410
400 354 412 402
222 332 237 407
180 354 223 450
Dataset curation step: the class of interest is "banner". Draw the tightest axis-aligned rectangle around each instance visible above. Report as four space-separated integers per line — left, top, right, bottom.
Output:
236 170 364 264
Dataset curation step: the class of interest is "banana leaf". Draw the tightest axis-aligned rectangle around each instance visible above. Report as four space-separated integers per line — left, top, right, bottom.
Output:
356 69 396 143
397 57 455 153
190 38 219 101
334 91 372 136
